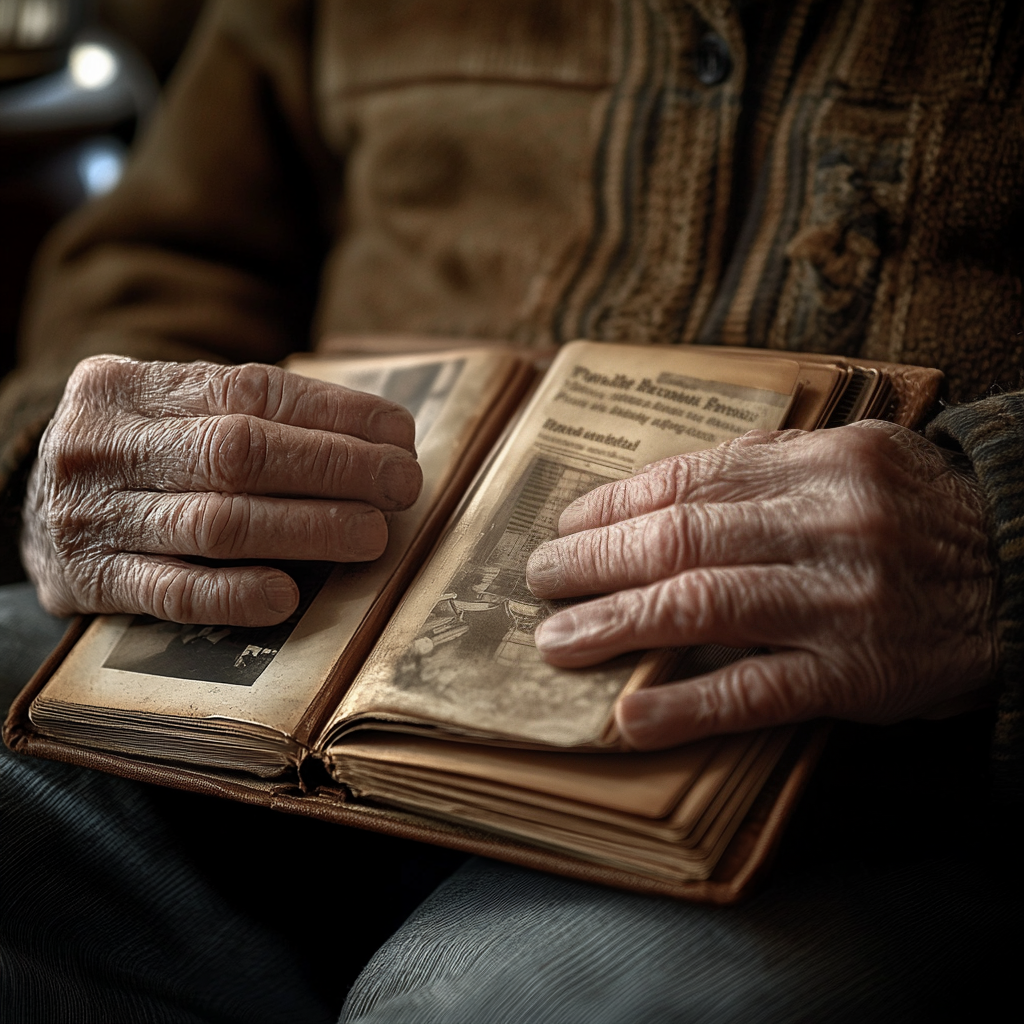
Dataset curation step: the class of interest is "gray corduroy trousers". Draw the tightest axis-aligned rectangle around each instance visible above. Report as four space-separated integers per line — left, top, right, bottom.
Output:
1 582 1018 1024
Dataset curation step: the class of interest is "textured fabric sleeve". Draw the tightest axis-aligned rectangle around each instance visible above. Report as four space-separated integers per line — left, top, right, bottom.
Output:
0 0 337 577
927 394 1024 805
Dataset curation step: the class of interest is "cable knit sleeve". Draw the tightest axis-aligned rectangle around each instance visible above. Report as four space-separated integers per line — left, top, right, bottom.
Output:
928 394 1024 805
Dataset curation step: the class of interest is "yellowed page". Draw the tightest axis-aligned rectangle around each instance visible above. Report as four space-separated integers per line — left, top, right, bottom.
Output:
328 730 775 838
30 350 520 766
335 730 792 882
326 341 799 749
328 731 725 819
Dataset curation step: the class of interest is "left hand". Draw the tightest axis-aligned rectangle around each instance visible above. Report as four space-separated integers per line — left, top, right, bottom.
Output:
526 422 998 750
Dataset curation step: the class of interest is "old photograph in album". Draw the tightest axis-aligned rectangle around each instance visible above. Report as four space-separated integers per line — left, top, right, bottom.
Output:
26 348 533 774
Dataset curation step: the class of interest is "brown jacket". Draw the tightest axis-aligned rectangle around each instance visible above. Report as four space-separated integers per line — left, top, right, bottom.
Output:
3 0 1024 789
7 0 1024 428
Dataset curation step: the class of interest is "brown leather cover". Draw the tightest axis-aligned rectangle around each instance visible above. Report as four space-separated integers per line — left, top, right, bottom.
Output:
4 345 932 906
795 354 943 428
3 617 829 906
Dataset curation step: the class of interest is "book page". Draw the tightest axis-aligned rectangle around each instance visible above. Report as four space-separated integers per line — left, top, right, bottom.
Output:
328 728 792 882
325 342 800 749
31 350 523 747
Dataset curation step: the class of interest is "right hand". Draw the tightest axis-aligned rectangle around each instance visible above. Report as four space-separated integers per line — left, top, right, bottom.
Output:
22 356 422 626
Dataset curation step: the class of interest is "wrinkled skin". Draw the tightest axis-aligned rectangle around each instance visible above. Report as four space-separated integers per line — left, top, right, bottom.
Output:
22 356 422 627
527 423 999 749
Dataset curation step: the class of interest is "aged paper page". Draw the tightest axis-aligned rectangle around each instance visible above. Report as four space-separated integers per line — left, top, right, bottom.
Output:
326 341 800 749
31 351 522 761
330 728 792 882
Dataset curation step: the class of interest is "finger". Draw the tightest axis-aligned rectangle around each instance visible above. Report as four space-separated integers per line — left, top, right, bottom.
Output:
527 500 806 599
123 414 422 507
557 430 810 535
73 357 417 451
200 363 417 451
121 491 389 562
615 649 827 749
93 553 302 626
190 363 416 449
533 565 813 666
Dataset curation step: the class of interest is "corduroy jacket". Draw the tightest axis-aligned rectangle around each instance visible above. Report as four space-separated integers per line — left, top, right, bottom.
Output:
2 0 1023 791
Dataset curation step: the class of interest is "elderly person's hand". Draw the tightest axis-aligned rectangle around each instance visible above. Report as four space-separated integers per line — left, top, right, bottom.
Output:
526 422 998 749
22 356 422 627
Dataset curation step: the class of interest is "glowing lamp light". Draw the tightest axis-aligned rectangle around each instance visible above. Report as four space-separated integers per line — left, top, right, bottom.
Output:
69 43 118 91
15 0 64 47
78 142 126 198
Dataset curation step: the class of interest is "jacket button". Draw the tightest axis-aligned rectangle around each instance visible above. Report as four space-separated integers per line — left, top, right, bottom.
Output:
696 32 732 85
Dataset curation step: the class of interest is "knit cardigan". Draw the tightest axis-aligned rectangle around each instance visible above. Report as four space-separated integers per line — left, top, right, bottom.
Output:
2 0 1023 786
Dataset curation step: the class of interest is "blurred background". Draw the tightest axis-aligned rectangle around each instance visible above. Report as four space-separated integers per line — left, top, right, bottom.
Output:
0 0 204 380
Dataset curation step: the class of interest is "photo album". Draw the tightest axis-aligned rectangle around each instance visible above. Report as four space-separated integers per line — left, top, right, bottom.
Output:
4 340 942 904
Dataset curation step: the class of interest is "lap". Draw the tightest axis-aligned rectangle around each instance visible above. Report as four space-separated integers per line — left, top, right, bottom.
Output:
1 583 1019 1023
0 583 463 1024
343 713 1020 1024
344 849 1013 1024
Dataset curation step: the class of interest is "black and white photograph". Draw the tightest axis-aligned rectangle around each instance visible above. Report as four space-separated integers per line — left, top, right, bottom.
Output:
102 560 335 685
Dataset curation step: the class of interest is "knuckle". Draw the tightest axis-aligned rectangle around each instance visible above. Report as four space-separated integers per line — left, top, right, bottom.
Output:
668 570 715 633
691 657 802 731
582 525 622 580
43 497 89 555
150 562 236 624
655 507 691 569
831 426 897 486
845 495 893 551
650 583 684 633
152 566 195 621
216 363 282 419
624 513 681 582
188 493 252 558
692 675 735 728
41 402 133 490
589 481 627 526
822 484 894 559
298 508 329 554
74 552 115 614
38 488 115 571
37 419 80 487
846 560 890 618
196 414 267 490
633 576 693 640
724 660 786 720
652 457 692 504
46 421 121 487
65 355 131 404
319 433 351 489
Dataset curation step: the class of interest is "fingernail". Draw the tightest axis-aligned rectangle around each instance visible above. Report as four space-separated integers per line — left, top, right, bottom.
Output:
370 407 417 452
616 691 659 748
526 545 562 596
534 613 578 652
379 454 422 507
347 509 388 558
263 575 298 616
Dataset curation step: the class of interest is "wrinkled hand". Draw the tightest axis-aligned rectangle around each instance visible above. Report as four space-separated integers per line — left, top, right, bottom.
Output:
526 423 998 750
23 356 422 626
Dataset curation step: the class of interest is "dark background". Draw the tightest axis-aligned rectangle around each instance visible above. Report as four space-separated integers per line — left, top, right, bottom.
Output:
0 0 205 381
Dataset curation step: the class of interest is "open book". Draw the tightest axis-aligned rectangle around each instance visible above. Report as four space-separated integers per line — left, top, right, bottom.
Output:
5 341 942 903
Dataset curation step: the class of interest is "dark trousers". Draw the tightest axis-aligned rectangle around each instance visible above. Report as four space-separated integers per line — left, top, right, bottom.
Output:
1 582 1018 1023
